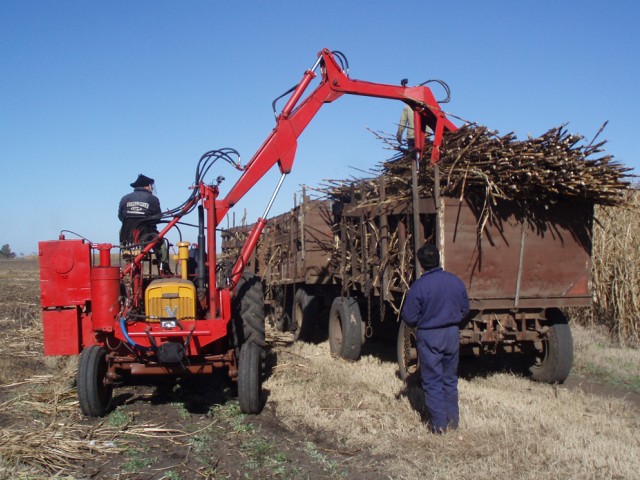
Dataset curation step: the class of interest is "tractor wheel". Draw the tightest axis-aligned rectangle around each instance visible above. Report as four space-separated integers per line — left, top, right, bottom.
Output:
233 273 266 347
530 309 573 384
77 345 113 417
291 288 318 342
328 296 363 361
238 341 263 414
397 322 419 381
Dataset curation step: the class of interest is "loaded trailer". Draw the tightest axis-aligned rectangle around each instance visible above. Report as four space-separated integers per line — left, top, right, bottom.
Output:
222 173 594 384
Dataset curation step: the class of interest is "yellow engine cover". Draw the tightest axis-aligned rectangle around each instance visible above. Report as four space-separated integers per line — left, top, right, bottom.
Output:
145 279 197 322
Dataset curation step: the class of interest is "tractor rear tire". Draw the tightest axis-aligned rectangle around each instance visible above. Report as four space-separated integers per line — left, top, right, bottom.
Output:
328 296 363 361
291 288 318 342
77 345 112 417
530 309 573 384
397 322 419 381
233 273 266 347
238 341 263 414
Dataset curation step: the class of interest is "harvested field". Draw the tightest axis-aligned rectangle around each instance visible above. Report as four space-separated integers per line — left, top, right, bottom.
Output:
266 336 640 480
1 258 639 479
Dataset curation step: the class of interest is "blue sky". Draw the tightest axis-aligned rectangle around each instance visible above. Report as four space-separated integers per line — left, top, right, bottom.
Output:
1 1 638 256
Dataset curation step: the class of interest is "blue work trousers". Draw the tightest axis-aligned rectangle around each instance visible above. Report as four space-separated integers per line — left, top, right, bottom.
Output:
417 325 460 432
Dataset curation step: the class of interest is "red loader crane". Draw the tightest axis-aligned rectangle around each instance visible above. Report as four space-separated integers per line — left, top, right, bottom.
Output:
38 48 457 416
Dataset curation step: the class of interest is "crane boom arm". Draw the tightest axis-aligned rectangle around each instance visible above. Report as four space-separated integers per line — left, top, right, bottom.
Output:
221 48 458 288
216 48 457 223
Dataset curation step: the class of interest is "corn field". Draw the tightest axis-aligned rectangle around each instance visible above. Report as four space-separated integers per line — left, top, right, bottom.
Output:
588 189 640 346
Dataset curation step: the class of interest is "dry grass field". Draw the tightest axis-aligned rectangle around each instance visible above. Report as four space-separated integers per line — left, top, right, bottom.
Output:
0 258 639 479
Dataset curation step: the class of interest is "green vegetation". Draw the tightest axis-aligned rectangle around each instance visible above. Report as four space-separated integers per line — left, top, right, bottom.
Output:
106 408 131 428
240 437 288 472
121 446 157 473
304 441 341 476
171 402 191 420
162 471 182 480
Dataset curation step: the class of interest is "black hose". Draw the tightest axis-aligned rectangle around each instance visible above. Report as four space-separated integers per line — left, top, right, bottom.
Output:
272 85 297 117
331 50 350 76
419 79 451 104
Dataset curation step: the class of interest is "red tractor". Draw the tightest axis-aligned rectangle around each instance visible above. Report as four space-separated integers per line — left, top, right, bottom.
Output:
38 48 457 416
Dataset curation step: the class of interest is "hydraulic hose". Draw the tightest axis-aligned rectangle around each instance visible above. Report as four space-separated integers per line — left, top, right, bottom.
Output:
119 317 152 351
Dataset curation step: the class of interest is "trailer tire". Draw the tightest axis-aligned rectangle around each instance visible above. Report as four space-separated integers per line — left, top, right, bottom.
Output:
397 322 419 381
274 308 291 333
233 273 266 347
291 288 318 342
271 285 291 332
77 345 112 417
530 309 573 384
329 297 363 361
238 341 264 414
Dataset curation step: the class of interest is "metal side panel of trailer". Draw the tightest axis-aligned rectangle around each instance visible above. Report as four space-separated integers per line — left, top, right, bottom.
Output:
441 196 593 310
223 193 593 313
253 198 335 286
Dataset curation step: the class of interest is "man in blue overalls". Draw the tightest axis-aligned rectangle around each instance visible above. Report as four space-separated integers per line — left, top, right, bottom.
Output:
402 244 470 433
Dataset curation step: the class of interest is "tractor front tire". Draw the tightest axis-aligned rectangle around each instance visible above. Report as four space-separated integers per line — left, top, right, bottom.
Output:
238 341 263 414
328 296 363 361
77 345 112 417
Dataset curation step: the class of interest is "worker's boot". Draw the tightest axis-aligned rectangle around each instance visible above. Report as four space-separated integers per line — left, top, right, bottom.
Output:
160 262 173 275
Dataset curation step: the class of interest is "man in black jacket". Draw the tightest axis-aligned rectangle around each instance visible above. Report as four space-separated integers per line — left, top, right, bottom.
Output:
402 244 469 433
118 174 171 273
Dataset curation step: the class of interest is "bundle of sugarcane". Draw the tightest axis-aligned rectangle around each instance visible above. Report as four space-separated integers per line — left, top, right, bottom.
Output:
322 123 634 208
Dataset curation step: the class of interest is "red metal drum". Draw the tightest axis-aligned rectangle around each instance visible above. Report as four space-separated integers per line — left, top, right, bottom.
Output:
90 266 121 331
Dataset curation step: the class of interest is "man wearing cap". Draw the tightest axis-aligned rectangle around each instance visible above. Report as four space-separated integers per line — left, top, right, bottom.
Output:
118 174 171 273
401 243 469 433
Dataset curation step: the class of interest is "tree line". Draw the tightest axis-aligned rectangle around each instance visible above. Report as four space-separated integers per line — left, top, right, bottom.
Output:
1 244 16 258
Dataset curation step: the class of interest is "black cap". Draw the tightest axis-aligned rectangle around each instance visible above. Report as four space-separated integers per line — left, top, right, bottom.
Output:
130 174 155 188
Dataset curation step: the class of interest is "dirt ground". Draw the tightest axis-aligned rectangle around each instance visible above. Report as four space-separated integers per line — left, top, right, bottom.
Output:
0 258 638 479
0 259 391 479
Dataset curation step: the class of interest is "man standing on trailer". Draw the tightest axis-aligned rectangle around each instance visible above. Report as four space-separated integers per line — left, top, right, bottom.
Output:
401 244 469 433
396 104 433 151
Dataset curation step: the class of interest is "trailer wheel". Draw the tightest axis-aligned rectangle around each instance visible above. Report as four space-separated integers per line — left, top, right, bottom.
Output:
274 305 291 333
291 288 318 342
233 273 266 347
397 322 419 381
77 346 112 417
328 297 363 361
530 309 573 384
238 341 264 414
271 286 291 332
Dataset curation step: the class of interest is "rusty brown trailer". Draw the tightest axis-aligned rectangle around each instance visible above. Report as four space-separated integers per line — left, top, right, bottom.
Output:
221 178 592 383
